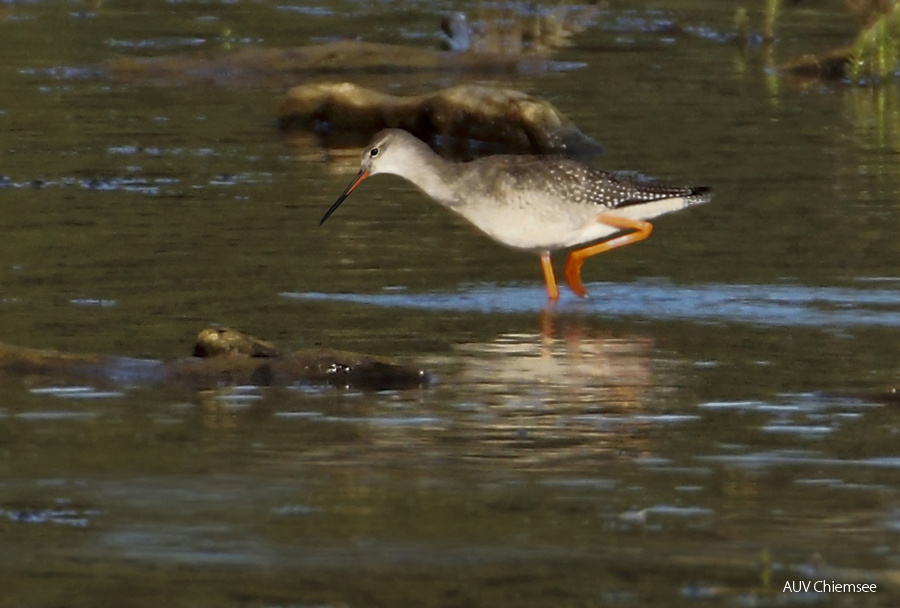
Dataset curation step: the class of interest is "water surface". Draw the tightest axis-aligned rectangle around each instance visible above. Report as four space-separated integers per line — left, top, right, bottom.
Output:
1 1 899 606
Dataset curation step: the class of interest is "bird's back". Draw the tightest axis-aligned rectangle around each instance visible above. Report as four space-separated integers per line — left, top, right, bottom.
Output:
464 155 707 209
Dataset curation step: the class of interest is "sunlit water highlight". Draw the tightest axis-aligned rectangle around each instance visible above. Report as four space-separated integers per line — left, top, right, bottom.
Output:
287 281 900 326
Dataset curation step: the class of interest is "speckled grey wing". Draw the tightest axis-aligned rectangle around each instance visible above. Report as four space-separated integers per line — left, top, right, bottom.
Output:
468 156 709 210
592 169 712 209
547 161 711 209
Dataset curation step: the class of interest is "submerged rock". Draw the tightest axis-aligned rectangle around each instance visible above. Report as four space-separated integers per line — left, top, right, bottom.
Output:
104 39 571 87
778 2 900 84
780 46 854 82
440 3 600 56
0 327 431 391
277 82 604 159
101 5 598 86
192 326 279 358
876 386 899 404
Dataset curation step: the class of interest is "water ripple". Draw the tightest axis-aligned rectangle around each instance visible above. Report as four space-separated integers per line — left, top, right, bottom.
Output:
284 281 900 327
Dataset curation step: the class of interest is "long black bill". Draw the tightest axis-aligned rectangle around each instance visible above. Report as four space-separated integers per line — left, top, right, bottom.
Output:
319 169 369 225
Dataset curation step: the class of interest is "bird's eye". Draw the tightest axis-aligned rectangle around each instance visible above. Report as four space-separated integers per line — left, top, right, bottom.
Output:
370 147 379 158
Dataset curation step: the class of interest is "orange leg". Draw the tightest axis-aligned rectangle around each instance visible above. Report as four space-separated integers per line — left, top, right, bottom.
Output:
540 252 559 301
563 215 654 298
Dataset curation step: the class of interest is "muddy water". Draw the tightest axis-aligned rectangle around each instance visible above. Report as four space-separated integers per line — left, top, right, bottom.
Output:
1 1 899 606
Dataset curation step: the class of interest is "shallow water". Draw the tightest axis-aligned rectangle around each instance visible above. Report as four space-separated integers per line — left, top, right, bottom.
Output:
1 1 900 606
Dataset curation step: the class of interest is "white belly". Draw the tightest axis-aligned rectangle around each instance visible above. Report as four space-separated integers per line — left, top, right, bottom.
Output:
454 195 691 252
